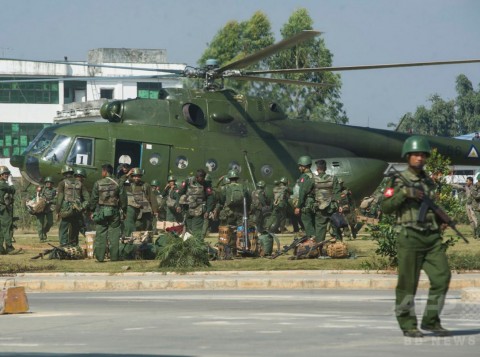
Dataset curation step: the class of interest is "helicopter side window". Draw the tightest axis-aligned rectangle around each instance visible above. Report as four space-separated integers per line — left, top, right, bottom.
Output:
66 137 93 166
42 135 71 163
205 159 218 172
176 156 188 169
229 161 241 173
260 164 273 177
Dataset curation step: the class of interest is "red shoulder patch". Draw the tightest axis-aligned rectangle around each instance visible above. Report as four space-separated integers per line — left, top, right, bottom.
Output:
206 187 212 195
182 182 186 187
384 187 394 198
300 178 304 183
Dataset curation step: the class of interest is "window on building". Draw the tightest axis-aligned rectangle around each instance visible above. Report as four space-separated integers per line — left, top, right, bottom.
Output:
137 82 162 99
100 89 114 100
0 79 59 104
0 123 50 158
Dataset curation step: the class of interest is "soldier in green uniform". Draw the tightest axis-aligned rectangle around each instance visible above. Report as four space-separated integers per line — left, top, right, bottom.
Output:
74 168 90 237
34 176 57 242
56 165 90 246
0 166 16 254
313 159 341 242
266 177 289 234
338 179 358 239
381 136 451 338
218 170 249 227
163 175 182 223
123 168 159 236
89 164 127 262
469 175 480 239
150 179 165 233
294 155 316 238
177 169 214 239
250 180 269 233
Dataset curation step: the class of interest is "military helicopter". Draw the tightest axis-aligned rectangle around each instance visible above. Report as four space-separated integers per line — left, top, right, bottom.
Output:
7 30 480 200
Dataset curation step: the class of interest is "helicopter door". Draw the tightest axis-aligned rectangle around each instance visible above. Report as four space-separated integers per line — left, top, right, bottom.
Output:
140 143 171 180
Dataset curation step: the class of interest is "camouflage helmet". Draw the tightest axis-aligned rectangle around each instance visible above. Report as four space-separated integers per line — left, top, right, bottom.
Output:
227 169 239 179
151 179 161 186
61 164 74 174
74 168 87 177
167 175 176 182
44 176 54 183
131 167 144 176
279 176 288 184
257 180 266 188
401 136 431 158
0 166 11 175
297 155 312 166
222 177 230 185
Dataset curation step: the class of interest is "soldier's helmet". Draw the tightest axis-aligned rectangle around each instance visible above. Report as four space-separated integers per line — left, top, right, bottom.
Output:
74 168 87 177
297 155 312 166
257 180 266 188
167 175 176 182
61 164 74 174
44 176 54 183
151 179 161 186
401 136 431 158
279 176 288 184
131 167 144 176
222 177 230 185
0 166 11 175
227 169 239 179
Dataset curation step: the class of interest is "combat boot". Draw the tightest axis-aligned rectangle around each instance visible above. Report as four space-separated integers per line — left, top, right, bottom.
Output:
420 324 452 337
402 329 424 338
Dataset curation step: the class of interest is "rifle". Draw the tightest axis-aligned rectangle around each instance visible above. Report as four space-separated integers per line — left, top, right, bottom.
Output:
270 235 310 259
387 166 469 244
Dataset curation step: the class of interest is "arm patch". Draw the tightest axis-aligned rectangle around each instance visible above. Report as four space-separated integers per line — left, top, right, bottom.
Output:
384 187 394 198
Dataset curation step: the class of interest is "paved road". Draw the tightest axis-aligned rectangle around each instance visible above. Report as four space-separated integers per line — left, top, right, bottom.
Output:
1 289 479 357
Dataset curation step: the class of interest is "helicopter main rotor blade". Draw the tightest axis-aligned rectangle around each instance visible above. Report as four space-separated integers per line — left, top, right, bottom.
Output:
229 75 332 87
219 30 321 72
244 59 480 75
0 75 177 84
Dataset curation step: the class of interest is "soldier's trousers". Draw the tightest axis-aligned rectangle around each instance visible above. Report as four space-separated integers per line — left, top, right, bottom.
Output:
58 214 81 245
314 208 341 242
0 206 14 252
36 212 53 241
395 227 451 331
94 212 122 262
301 209 315 238
266 206 286 234
186 215 205 239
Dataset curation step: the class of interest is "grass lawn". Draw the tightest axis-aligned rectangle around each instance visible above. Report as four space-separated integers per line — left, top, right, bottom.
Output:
2 224 479 274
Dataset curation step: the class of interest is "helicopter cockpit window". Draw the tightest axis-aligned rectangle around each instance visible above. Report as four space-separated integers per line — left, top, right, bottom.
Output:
66 137 93 166
205 159 218 172
176 156 188 169
42 135 71 163
26 128 56 155
260 164 273 177
229 161 241 173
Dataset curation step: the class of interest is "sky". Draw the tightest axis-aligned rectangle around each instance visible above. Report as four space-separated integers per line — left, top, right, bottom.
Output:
1 0 479 130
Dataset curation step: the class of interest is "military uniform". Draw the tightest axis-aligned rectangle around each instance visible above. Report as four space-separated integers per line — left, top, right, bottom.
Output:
0 167 16 254
162 178 182 223
56 166 90 246
34 178 57 242
296 169 316 238
266 179 289 234
338 183 358 239
249 181 269 233
469 181 480 239
218 171 249 227
89 171 127 262
177 175 214 238
381 136 451 337
312 171 341 242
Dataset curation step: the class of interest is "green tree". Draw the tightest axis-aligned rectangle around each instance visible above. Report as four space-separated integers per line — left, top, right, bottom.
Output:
455 74 480 134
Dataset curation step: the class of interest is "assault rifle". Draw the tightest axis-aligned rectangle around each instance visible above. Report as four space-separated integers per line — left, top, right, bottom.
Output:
386 166 469 244
31 243 76 260
270 235 309 259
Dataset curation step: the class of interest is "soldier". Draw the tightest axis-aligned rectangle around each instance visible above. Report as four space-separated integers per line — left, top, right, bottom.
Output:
266 177 289 234
0 166 16 254
250 180 269 233
74 168 90 237
117 163 131 182
150 179 165 232
89 164 127 262
218 170 249 227
313 159 341 242
34 176 57 242
465 176 478 239
163 175 182 223
177 169 214 238
294 155 316 238
338 179 359 239
123 168 159 236
381 136 451 338
56 165 90 246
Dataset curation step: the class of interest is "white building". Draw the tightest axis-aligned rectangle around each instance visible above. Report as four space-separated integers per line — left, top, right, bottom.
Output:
0 48 185 173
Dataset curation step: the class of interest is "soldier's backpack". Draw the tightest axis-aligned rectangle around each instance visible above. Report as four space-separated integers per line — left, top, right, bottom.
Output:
291 238 322 259
325 241 350 259
226 184 244 208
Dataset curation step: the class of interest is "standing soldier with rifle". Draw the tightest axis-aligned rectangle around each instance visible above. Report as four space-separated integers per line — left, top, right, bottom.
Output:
249 180 269 233
266 177 289 234
381 136 452 338
34 176 57 242
89 164 127 262
0 166 16 254
294 156 316 239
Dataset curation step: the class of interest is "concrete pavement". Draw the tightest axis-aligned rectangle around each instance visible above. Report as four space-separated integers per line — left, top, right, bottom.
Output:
2 270 480 301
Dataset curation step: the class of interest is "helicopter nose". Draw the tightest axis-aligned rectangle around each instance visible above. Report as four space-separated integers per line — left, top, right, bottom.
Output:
9 154 25 169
